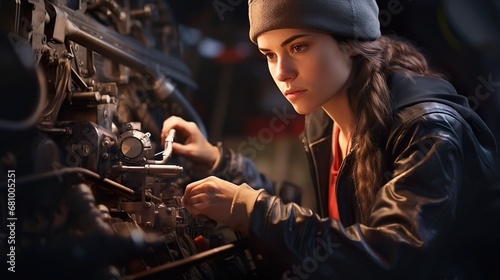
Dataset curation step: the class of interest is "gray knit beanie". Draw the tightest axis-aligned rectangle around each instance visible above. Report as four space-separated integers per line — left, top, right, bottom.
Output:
248 0 381 44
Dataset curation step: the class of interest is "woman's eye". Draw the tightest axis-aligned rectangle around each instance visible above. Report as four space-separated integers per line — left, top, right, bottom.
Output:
291 44 306 53
263 53 276 60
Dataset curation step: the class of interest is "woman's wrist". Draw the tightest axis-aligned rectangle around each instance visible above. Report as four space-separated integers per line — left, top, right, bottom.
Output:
208 142 223 173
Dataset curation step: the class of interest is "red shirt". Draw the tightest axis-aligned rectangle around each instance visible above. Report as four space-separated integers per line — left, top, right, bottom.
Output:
329 125 345 220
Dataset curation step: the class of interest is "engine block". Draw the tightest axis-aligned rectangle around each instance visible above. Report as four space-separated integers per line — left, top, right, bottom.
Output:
0 1 256 279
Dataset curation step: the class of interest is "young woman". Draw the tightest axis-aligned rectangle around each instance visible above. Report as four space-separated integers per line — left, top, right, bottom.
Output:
162 0 499 278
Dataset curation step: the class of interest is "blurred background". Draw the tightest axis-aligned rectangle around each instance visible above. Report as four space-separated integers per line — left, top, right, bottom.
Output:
167 0 500 209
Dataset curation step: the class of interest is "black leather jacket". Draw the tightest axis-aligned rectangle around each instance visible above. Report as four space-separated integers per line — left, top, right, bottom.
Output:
215 72 500 279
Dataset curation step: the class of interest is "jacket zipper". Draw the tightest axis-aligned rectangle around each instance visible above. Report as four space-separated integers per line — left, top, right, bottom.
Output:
301 136 326 217
336 145 366 224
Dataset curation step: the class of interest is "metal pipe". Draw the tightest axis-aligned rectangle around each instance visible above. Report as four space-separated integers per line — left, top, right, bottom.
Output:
7 167 162 203
49 3 194 87
147 129 175 164
117 164 183 177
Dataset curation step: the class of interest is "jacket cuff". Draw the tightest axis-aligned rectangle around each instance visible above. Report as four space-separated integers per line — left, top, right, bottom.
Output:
207 142 231 176
229 183 264 233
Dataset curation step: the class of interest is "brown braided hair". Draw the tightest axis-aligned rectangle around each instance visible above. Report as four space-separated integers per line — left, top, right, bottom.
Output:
339 35 444 218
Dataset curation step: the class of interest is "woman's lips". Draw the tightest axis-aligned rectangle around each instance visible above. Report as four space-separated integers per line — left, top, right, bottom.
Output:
284 89 307 101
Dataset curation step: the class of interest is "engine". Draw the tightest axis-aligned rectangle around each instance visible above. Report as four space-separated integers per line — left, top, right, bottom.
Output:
0 1 258 279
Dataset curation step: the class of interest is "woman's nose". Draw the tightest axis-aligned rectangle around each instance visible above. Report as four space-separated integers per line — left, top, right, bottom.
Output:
274 57 297 81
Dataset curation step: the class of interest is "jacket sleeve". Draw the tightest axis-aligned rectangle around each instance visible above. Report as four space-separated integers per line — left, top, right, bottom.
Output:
231 110 476 279
209 142 275 195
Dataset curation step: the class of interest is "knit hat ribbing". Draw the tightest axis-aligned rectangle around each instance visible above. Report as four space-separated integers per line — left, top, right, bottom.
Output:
248 0 381 44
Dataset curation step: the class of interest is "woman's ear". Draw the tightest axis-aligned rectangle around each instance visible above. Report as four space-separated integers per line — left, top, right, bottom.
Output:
340 42 356 57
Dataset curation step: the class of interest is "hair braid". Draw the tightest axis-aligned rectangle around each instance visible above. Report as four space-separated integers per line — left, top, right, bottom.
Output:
341 35 443 218
345 39 391 217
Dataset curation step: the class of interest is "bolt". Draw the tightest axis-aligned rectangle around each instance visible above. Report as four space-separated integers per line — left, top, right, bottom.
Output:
102 138 110 147
81 144 90 156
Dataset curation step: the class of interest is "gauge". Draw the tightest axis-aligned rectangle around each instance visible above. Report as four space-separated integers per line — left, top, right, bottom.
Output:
117 130 153 164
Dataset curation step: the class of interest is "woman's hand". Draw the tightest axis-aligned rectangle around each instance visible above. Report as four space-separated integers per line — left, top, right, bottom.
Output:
182 176 239 225
161 116 220 172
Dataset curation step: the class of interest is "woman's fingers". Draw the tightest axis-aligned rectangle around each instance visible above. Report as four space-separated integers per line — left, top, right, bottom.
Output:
181 177 237 225
183 190 207 207
161 116 195 144
161 116 219 170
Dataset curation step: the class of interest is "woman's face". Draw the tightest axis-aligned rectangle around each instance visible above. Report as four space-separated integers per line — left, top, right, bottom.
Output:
257 29 352 115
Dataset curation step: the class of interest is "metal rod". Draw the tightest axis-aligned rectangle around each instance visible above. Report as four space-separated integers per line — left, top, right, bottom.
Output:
7 167 162 203
117 164 183 176
122 240 248 280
